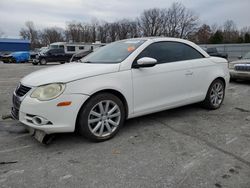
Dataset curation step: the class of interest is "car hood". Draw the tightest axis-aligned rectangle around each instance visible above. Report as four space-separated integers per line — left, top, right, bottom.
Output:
230 59 250 64
21 63 120 86
2 54 12 57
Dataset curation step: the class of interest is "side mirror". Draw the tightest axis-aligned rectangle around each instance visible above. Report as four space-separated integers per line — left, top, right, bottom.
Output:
134 57 157 68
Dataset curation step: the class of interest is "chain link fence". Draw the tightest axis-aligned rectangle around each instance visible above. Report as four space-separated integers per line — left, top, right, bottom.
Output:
199 43 250 62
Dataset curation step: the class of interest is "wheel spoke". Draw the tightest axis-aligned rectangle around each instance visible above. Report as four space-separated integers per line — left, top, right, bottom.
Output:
218 92 223 99
105 101 110 113
99 122 104 136
217 84 222 91
105 122 112 133
92 122 102 133
90 111 101 118
108 112 121 119
108 105 118 115
215 97 218 105
211 96 216 104
108 119 118 127
98 102 105 114
89 117 101 124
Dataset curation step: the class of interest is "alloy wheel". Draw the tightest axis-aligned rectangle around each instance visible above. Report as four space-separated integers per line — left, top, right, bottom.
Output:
210 82 224 107
88 100 121 138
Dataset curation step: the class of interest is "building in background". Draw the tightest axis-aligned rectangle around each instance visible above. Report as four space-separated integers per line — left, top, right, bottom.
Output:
0 38 30 53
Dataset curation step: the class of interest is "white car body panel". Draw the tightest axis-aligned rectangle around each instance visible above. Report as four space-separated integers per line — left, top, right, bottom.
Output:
21 63 120 86
13 37 229 134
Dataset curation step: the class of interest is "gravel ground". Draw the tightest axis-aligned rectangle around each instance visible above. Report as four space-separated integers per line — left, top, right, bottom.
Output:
0 62 250 188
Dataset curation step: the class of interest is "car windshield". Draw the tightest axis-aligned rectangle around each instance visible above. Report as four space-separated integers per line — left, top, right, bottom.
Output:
81 39 146 64
243 52 250 59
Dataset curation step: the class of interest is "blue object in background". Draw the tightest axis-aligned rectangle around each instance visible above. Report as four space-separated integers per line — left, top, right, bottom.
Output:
11 51 30 63
0 38 30 52
1 51 30 63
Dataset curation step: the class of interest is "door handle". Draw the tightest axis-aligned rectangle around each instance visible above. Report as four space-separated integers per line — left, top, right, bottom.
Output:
185 71 193 76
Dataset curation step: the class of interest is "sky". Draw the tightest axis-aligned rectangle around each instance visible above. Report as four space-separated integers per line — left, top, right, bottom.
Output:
0 0 250 38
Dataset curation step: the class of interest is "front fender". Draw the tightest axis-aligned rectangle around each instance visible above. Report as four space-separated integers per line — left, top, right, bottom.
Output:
65 70 134 115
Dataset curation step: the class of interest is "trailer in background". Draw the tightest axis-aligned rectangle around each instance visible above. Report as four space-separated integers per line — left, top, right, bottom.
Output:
49 42 105 55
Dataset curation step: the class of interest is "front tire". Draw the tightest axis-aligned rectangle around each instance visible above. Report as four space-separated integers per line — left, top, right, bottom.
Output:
40 58 47 65
202 79 225 110
77 93 125 142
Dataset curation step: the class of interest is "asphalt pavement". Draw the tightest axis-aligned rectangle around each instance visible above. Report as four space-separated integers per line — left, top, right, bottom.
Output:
0 63 250 188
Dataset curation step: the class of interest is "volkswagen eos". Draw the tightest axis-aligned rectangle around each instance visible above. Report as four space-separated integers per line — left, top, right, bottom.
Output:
11 38 229 142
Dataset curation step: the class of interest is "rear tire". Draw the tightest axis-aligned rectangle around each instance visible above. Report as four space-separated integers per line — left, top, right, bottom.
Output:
202 79 225 110
77 93 125 142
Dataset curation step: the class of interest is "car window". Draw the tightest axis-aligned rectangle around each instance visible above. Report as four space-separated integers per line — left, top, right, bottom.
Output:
135 41 204 64
67 46 76 52
82 39 146 64
48 49 57 54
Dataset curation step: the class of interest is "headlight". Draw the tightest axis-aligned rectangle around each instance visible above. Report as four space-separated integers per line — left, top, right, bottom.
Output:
31 83 65 101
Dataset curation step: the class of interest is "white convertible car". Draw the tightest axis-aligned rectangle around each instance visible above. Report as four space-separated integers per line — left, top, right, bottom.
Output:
11 37 229 142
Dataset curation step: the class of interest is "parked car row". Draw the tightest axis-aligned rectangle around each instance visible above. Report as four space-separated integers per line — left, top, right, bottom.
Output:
0 42 105 65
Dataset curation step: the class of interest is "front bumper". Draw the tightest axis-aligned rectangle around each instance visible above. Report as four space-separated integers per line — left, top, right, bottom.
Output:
2 57 12 63
12 92 89 134
230 70 250 80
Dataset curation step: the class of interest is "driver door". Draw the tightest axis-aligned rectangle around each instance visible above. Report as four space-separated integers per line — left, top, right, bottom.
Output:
131 42 194 115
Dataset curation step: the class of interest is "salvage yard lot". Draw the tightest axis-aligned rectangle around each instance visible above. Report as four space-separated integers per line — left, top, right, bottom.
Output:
0 63 250 188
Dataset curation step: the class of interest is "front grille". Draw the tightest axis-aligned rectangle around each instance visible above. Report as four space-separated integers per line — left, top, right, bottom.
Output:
11 94 21 119
16 84 31 97
11 107 19 120
235 64 250 72
12 94 21 109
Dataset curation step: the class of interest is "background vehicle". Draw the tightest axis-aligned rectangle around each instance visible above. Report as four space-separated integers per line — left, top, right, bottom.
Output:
1 51 30 63
12 38 229 142
29 47 48 62
50 42 104 55
33 48 72 65
206 47 228 59
229 52 250 80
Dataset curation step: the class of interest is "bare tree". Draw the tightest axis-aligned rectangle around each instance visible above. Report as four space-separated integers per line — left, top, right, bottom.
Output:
195 24 212 44
106 22 119 42
19 21 40 49
138 8 165 36
223 20 238 43
164 2 198 38
97 22 109 43
40 27 65 46
138 3 198 39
